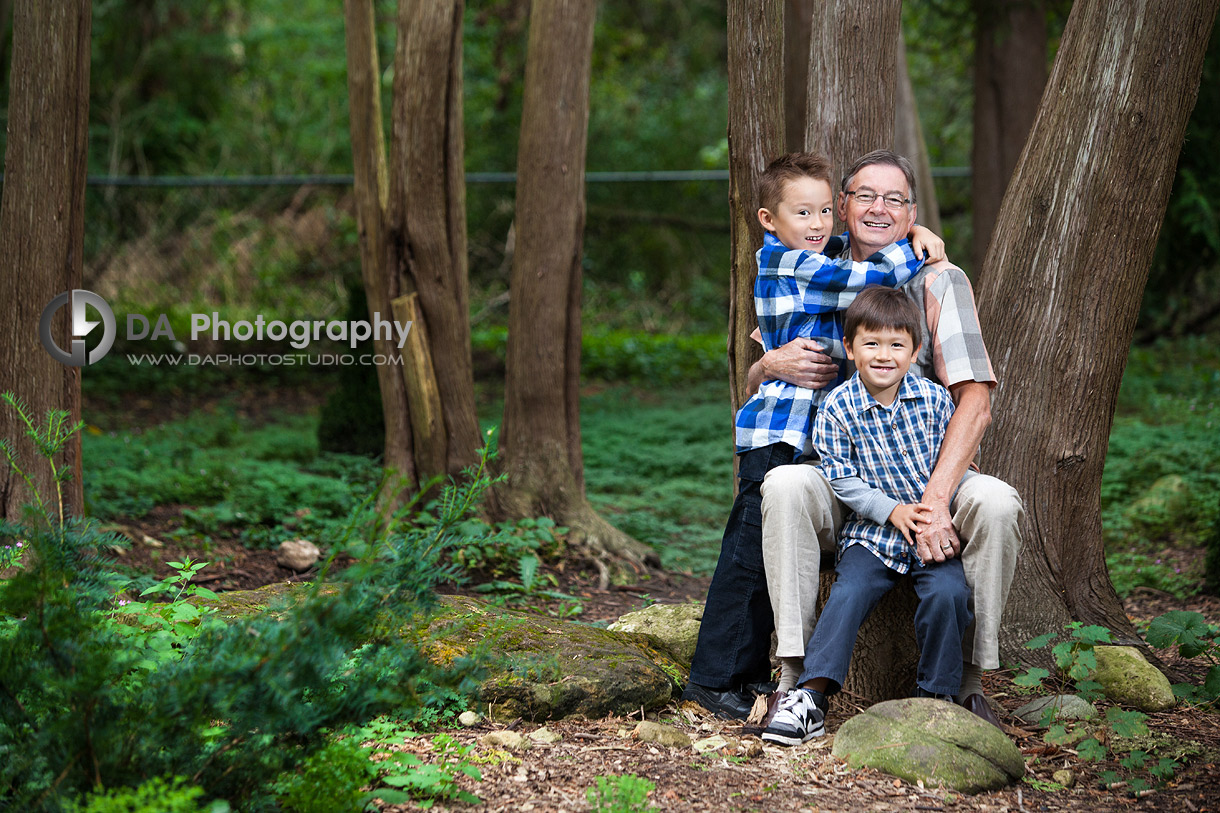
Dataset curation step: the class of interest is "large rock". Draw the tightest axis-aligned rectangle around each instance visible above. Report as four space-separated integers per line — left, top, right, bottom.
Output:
195 587 687 723
1092 646 1176 711
414 595 686 722
832 698 1025 794
609 603 704 667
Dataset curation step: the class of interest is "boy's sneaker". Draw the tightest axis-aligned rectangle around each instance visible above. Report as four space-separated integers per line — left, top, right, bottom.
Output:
761 688 827 746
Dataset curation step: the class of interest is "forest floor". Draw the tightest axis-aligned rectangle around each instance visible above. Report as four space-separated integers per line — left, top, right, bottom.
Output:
85 384 1220 811
107 525 1220 813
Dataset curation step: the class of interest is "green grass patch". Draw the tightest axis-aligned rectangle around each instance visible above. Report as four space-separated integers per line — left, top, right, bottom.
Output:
1103 337 1220 596
83 407 380 549
580 381 732 575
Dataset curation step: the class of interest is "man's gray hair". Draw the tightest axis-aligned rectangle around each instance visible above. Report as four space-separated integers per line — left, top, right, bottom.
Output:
841 150 918 204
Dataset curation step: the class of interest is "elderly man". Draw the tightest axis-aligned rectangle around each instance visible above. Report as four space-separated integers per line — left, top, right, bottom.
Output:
757 150 1022 727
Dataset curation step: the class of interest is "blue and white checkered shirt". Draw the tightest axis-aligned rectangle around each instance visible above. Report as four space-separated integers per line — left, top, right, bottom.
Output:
813 372 955 573
734 233 925 455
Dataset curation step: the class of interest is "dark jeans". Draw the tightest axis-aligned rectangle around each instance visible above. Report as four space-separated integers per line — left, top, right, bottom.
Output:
799 544 973 697
687 443 796 689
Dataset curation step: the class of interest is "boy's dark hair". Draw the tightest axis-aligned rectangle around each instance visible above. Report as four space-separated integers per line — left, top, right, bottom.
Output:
844 286 923 346
758 152 833 214
841 149 918 205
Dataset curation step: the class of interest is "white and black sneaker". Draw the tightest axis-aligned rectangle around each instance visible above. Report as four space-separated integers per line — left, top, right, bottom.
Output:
761 688 827 746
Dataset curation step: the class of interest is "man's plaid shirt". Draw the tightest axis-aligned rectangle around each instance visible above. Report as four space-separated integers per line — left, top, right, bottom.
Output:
813 372 955 574
734 233 924 455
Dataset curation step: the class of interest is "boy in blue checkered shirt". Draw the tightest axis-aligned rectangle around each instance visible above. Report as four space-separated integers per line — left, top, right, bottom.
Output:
683 153 944 720
761 286 973 745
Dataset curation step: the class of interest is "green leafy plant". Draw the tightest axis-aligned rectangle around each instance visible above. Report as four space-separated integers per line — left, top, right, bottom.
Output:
0 395 498 809
586 773 655 813
473 553 583 605
366 733 481 809
271 735 376 813
1144 610 1220 703
1015 624 1187 795
107 557 223 679
1014 622 1113 700
67 775 226 813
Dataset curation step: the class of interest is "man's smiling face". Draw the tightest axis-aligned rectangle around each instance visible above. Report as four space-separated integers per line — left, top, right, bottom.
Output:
838 163 918 261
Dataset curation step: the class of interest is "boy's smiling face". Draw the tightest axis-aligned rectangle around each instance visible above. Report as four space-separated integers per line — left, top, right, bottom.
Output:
844 325 918 404
758 176 834 253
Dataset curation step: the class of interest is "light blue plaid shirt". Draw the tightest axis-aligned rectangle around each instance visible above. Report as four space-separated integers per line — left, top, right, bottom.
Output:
734 233 924 455
813 372 955 573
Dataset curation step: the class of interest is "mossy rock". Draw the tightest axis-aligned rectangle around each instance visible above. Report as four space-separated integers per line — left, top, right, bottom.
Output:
832 698 1025 794
194 587 686 723
412 595 686 722
608 602 703 667
1092 646 1176 711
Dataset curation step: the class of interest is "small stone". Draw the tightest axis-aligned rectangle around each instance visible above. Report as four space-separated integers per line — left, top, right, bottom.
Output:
1014 694 1098 724
633 721 692 748
692 734 730 754
458 711 481 727
1053 769 1075 788
481 730 531 750
275 538 321 571
528 726 562 744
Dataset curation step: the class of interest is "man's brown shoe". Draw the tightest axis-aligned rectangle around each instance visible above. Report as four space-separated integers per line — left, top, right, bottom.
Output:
960 692 1003 729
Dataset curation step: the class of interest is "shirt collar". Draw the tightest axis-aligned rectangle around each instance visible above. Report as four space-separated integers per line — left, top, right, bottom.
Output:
845 371 921 413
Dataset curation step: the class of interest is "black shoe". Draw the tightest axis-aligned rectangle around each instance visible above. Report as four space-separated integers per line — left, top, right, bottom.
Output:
745 680 779 695
681 682 757 720
913 687 956 703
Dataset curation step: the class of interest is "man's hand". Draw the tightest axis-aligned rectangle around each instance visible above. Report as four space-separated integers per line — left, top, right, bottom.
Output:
747 337 837 396
889 503 932 546
913 500 960 564
910 224 945 263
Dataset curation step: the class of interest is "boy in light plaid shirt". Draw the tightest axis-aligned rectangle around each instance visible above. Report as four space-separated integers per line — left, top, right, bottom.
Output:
762 287 973 745
683 153 944 720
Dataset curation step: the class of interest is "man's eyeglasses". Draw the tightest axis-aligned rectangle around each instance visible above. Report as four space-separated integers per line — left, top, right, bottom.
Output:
846 190 911 210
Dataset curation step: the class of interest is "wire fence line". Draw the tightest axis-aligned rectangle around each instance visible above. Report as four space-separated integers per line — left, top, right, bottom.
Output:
3 167 971 187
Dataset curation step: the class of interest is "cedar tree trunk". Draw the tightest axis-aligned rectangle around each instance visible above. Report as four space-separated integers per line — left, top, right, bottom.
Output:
804 0 902 206
343 0 479 496
977 0 1219 660
728 0 784 414
805 0 921 705
0 1 90 519
493 0 658 576
970 0 1046 276
783 0 814 153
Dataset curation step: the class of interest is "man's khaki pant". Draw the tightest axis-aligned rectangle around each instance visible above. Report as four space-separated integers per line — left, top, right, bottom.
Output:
760 464 1023 670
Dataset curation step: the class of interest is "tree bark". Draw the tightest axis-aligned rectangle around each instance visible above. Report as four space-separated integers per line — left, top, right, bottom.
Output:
728 0 784 417
343 0 479 494
391 0 480 476
977 0 1219 661
783 0 814 153
343 0 415 488
804 0 902 199
493 0 657 576
971 0 1047 276
895 32 942 235
0 0 91 520
804 0 921 705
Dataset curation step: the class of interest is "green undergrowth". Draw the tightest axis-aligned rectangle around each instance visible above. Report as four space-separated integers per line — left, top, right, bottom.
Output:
578 381 731 575
1104 337 1220 596
82 408 381 549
